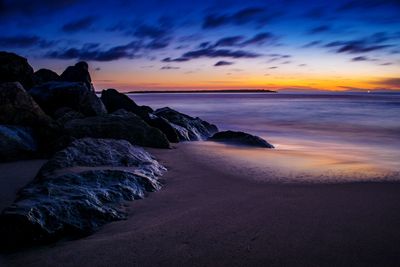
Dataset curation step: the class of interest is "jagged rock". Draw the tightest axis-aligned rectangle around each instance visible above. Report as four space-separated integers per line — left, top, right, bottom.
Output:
155 107 218 141
29 81 106 117
0 125 38 161
0 138 166 248
64 110 170 148
147 114 179 143
209 130 274 148
100 89 152 118
33 68 59 86
59 61 94 91
0 51 34 89
0 82 53 126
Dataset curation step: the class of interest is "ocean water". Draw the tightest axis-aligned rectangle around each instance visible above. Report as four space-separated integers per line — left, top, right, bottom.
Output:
130 92 400 182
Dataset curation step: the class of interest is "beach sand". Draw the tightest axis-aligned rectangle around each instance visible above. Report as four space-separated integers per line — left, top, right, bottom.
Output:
1 143 400 266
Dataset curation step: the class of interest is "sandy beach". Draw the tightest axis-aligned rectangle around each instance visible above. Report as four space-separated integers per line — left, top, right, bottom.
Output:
1 142 400 267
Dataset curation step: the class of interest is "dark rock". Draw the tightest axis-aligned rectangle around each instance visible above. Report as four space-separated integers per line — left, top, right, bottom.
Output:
0 125 38 161
147 114 179 143
0 51 34 89
64 110 170 148
32 68 59 86
29 81 106 117
155 107 218 141
209 130 274 148
53 107 85 125
0 82 53 126
0 138 165 248
100 89 152 118
59 61 94 91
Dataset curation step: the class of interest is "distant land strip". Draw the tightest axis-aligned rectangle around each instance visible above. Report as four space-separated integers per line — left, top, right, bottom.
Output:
124 89 277 94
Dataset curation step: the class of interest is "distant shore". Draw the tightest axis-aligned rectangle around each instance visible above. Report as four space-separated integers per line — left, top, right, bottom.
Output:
125 89 277 94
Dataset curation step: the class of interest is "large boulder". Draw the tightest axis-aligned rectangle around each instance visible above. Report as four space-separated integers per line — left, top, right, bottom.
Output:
155 107 218 141
0 125 38 161
147 114 179 143
100 89 152 118
59 61 94 91
32 68 59 86
64 110 170 148
0 82 53 126
209 130 274 148
0 51 34 89
29 81 107 117
0 138 166 248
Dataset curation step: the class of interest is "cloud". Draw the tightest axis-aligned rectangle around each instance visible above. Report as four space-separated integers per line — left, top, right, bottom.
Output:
134 24 169 39
46 41 142 61
302 40 322 48
62 16 96 33
308 25 331 34
380 62 393 65
162 57 190 62
214 36 244 47
202 7 276 28
0 35 55 48
214 61 234 66
181 47 260 60
241 32 276 46
161 66 180 70
0 0 80 18
208 32 276 49
351 56 378 61
373 77 400 88
338 0 400 11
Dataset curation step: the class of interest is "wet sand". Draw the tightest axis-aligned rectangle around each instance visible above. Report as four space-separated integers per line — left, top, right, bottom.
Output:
1 143 400 266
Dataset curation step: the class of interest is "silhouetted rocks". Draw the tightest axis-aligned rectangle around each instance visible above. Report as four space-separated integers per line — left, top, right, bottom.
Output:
0 138 166 248
209 130 274 148
54 107 85 125
0 51 34 89
29 81 107 117
0 82 53 126
0 125 38 161
101 88 152 118
33 68 59 86
147 114 180 143
155 107 218 141
64 110 170 148
59 61 94 91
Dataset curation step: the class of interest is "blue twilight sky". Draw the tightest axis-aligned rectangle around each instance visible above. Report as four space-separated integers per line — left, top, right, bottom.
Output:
0 0 399 91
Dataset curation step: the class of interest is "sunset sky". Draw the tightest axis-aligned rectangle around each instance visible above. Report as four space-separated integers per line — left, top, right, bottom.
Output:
0 0 399 91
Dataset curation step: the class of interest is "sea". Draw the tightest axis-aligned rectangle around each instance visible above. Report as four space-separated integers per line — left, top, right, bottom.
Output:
130 92 400 183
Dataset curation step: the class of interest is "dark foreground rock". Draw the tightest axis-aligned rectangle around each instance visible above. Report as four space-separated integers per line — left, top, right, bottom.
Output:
155 107 218 141
0 138 166 249
64 110 170 148
0 51 34 89
59 61 94 91
32 68 59 86
29 81 106 117
0 125 38 161
209 130 274 148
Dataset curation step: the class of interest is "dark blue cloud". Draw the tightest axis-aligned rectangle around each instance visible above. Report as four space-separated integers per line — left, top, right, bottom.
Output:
0 35 55 48
214 61 234 66
161 66 180 70
308 25 331 34
62 16 96 33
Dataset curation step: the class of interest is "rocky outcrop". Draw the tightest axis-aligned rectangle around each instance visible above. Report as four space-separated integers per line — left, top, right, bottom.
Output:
29 81 106 117
0 51 34 89
0 125 38 161
64 110 170 148
0 138 166 248
0 82 53 126
59 61 94 91
209 130 274 148
155 107 218 141
33 68 59 86
147 114 179 143
100 89 149 116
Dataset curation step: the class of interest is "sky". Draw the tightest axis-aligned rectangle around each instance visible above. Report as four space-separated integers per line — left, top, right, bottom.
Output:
0 0 399 92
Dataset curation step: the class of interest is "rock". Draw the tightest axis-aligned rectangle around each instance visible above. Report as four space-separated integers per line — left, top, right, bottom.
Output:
100 89 152 118
209 130 274 148
32 68 59 86
59 61 94 91
0 82 53 126
64 110 170 148
0 51 34 89
0 138 166 248
53 107 85 125
0 125 38 161
147 114 179 143
29 81 107 117
155 107 218 141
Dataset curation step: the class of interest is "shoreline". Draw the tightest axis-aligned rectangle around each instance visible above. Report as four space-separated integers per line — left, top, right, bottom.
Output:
2 143 400 266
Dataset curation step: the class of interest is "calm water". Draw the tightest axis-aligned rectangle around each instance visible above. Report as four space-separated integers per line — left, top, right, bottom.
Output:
131 93 400 182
